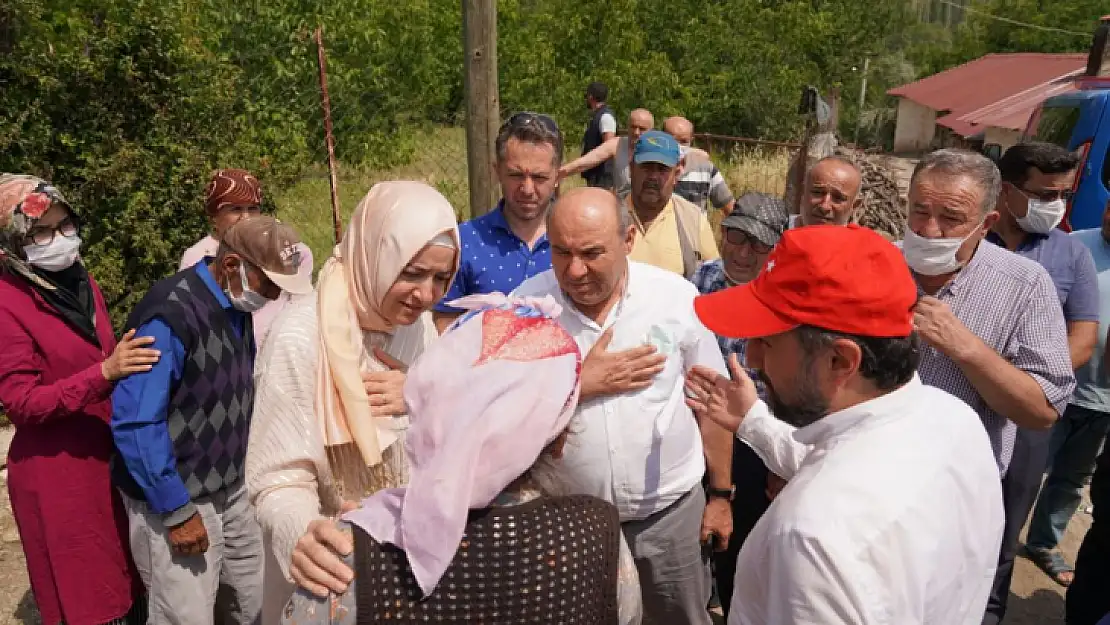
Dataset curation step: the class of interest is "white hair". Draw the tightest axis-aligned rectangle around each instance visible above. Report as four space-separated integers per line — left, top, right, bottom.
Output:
911 149 1002 215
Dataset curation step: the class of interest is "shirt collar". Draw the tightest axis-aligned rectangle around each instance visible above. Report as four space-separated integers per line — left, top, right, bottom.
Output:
486 200 511 234
195 258 234 311
486 201 550 246
917 239 992 298
559 261 636 331
985 229 1047 253
793 374 922 447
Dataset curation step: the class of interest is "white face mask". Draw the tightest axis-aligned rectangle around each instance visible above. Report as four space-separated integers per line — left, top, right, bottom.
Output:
1015 197 1066 234
901 223 982 277
226 262 269 313
24 235 82 272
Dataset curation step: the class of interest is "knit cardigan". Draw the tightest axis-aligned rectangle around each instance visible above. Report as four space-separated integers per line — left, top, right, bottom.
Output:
245 292 437 623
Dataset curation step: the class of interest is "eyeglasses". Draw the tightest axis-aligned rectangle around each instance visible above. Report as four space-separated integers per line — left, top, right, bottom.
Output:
26 216 79 246
724 228 773 254
1017 186 1074 203
505 111 560 135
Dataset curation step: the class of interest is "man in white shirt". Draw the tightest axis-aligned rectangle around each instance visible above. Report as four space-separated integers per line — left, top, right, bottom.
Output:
514 187 733 625
684 224 1004 624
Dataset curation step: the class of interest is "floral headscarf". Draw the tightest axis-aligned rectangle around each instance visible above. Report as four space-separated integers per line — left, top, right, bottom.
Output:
0 174 76 290
346 292 582 597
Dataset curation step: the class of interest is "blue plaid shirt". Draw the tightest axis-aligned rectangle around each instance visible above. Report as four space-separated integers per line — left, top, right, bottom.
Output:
692 259 765 397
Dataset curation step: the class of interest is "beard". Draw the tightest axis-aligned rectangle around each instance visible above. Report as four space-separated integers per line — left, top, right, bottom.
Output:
758 366 830 428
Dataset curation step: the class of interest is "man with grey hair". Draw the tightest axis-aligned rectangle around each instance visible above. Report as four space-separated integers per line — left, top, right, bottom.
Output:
433 112 563 332
663 116 735 214
900 148 1075 624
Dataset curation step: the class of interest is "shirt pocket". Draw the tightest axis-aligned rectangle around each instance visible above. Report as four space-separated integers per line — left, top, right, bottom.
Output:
629 322 684 409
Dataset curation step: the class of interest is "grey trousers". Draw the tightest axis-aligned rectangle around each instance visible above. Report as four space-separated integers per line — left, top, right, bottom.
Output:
121 481 263 625
622 486 713 625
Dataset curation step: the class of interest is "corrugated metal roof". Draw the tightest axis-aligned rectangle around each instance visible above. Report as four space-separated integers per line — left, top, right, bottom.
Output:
888 53 1087 137
957 72 1081 132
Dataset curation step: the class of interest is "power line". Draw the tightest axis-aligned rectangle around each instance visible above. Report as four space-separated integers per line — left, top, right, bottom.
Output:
935 0 1090 37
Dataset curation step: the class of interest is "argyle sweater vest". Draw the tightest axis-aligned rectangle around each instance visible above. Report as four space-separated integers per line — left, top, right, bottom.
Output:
117 268 255 503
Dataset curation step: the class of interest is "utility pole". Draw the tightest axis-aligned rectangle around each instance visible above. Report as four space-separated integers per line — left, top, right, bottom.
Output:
314 26 342 243
854 57 870 147
462 0 499 217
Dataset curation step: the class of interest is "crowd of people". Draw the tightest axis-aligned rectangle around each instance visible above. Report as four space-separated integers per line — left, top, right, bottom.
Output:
2 79 1110 625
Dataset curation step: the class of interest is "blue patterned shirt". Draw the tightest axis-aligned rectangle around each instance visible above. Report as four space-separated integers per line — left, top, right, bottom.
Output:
692 259 764 396
434 202 551 314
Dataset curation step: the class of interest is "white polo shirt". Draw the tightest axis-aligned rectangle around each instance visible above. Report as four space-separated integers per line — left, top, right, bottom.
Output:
513 261 727 521
730 375 1004 625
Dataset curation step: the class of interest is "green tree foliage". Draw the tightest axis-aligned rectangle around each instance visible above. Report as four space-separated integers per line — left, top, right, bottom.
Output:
912 0 1104 74
1 0 250 326
2 0 1106 326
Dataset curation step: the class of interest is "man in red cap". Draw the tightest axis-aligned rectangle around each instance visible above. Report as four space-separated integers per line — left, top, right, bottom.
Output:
684 224 1004 624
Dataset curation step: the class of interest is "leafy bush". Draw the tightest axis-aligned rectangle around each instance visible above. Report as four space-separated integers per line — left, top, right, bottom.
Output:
1 0 261 327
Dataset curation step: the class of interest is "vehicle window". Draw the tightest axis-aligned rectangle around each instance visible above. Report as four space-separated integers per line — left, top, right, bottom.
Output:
1029 105 1082 148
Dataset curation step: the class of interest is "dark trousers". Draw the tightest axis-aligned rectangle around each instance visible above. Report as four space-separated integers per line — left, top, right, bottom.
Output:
1067 446 1110 625
983 427 1054 625
712 441 772 619
1067 517 1110 625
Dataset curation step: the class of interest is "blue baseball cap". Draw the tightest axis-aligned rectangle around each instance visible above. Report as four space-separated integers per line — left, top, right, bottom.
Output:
633 130 681 168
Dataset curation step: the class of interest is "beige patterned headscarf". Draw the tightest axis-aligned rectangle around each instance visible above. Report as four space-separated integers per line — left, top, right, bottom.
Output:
0 174 75 290
314 181 459 496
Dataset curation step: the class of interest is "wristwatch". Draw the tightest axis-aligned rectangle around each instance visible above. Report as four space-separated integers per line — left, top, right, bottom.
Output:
707 485 736 502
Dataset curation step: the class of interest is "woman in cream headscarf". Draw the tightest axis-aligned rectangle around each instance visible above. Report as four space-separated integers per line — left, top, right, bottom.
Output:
246 181 459 622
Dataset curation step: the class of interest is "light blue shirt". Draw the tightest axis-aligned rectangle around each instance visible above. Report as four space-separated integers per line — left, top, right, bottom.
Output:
1070 228 1110 412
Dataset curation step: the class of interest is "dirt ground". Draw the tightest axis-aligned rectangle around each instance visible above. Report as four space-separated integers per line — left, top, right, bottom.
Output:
0 425 1094 624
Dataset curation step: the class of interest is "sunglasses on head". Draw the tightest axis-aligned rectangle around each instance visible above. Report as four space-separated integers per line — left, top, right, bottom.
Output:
505 111 560 135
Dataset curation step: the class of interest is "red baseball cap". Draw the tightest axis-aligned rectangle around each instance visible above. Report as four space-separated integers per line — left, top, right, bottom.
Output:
694 224 917 339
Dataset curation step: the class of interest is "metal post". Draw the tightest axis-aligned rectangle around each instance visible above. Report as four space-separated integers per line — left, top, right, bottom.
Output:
854 57 871 147
314 26 343 243
462 0 500 217
791 119 813 215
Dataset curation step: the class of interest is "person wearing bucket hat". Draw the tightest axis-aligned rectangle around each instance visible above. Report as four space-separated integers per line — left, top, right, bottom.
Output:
683 224 1005 624
180 168 315 347
690 191 786 619
111 215 311 624
0 174 156 625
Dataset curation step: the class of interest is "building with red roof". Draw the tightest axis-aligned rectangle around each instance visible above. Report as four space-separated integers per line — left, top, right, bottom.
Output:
888 53 1086 153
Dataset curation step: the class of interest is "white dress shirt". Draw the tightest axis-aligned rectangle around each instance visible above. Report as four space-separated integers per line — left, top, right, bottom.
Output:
730 375 1004 625
513 261 727 521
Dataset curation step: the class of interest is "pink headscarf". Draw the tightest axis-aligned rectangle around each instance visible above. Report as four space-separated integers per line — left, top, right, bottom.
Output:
345 292 582 596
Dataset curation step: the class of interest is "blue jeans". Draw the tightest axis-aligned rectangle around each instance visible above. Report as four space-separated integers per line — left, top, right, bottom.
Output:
1027 404 1110 552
